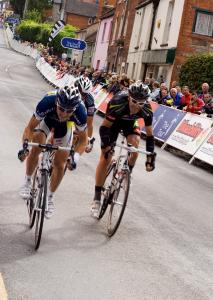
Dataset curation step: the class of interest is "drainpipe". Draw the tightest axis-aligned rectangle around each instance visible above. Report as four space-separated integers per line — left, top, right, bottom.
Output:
143 0 160 81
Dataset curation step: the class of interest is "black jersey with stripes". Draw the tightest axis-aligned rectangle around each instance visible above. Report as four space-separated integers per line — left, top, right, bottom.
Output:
106 91 153 126
33 91 87 131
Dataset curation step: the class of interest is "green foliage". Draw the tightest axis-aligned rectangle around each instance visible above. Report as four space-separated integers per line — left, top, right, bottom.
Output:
179 53 213 91
17 20 76 53
28 0 53 11
24 9 42 23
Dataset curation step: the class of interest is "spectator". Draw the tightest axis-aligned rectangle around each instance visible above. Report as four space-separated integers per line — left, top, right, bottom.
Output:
180 86 191 110
150 81 160 101
203 93 213 117
170 88 182 107
156 88 173 106
107 74 120 95
184 92 204 114
198 82 210 100
171 80 178 88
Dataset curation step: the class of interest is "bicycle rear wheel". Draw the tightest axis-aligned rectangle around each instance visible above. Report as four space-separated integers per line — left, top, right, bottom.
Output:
98 162 116 220
28 168 39 229
107 170 130 237
34 171 48 250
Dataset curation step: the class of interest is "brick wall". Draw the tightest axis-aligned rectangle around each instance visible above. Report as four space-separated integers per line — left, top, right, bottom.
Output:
107 0 139 72
171 0 213 84
66 13 90 29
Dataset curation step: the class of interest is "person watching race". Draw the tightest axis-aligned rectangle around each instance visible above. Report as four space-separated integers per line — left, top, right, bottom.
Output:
90 81 156 218
75 75 96 152
18 85 88 219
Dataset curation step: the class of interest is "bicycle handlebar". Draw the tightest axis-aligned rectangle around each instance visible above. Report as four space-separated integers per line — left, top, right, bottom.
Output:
28 142 72 152
116 143 151 155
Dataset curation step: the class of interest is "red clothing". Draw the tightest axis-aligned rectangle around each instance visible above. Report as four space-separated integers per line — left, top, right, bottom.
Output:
181 93 191 106
185 98 204 114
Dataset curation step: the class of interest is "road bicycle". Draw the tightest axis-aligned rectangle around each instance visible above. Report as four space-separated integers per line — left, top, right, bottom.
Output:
98 136 151 237
26 142 74 250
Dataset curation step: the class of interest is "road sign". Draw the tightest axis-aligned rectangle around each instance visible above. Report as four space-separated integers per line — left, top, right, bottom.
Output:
61 37 87 51
6 17 18 24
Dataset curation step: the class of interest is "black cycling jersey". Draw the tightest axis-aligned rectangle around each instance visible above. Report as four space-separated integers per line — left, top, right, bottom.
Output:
106 91 153 126
81 92 95 117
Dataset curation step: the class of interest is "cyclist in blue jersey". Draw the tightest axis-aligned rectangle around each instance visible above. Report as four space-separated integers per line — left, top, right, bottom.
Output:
75 75 96 152
91 81 157 218
18 86 88 219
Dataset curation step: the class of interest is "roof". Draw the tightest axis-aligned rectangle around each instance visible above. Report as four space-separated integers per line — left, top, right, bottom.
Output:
100 7 115 20
66 0 98 18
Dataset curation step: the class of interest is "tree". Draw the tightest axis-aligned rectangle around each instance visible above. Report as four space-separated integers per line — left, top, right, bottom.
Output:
28 0 53 12
179 53 213 91
10 0 25 16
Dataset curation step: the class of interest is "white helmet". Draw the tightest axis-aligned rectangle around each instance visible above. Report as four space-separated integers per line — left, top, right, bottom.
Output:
129 81 150 101
76 75 92 93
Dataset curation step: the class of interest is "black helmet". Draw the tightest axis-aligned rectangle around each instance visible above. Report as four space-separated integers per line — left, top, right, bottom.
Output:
57 85 80 110
129 81 150 101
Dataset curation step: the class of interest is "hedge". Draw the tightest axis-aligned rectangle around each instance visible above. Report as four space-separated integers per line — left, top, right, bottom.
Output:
16 20 77 54
179 53 213 92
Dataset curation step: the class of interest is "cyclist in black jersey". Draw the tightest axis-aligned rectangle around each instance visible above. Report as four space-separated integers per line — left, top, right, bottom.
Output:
75 75 96 152
91 81 156 218
18 85 88 219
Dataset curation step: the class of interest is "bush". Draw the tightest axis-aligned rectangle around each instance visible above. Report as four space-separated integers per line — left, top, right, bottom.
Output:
24 9 42 23
179 53 213 91
17 20 76 53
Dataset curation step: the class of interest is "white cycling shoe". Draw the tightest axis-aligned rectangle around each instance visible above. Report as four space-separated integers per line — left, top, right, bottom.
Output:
45 195 54 219
20 182 31 200
90 200 101 219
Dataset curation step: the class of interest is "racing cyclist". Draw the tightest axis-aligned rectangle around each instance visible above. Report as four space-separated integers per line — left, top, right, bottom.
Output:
18 86 88 219
91 81 156 218
75 75 96 152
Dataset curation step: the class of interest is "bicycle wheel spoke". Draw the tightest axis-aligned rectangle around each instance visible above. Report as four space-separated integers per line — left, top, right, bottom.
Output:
107 171 130 237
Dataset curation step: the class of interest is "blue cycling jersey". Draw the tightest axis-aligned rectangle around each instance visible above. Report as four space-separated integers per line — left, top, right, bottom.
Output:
82 92 95 116
34 91 87 132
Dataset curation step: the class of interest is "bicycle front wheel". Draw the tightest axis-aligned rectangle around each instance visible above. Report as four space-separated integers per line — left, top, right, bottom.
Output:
107 170 130 237
28 167 39 229
98 162 116 220
34 171 48 250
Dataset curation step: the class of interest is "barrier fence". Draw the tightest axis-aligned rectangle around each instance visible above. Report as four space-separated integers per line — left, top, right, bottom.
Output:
5 27 213 166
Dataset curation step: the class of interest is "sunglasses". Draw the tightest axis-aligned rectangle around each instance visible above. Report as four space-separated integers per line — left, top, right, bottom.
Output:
130 98 144 105
57 105 75 114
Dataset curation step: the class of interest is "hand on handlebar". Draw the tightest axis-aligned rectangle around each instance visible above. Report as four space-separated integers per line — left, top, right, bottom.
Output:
67 152 80 171
18 139 29 162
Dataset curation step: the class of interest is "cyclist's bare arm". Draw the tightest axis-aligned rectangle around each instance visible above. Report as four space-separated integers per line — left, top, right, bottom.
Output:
74 129 88 155
144 125 153 136
22 115 40 142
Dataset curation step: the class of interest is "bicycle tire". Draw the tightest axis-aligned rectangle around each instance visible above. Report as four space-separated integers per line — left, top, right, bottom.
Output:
98 162 116 220
28 168 39 229
34 171 48 250
107 170 130 237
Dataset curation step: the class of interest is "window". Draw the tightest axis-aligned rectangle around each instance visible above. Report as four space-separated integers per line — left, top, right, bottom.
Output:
101 22 107 42
193 10 213 37
96 60 100 70
108 20 113 41
132 63 136 79
162 0 175 45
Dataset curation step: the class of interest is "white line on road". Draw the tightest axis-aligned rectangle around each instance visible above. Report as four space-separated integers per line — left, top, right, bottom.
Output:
0 273 8 300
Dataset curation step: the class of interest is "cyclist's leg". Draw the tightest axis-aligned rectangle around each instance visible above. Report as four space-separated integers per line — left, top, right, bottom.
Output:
85 102 95 152
123 120 141 172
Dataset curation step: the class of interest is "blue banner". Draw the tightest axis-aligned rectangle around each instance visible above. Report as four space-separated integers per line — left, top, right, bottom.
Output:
61 37 87 51
142 106 185 141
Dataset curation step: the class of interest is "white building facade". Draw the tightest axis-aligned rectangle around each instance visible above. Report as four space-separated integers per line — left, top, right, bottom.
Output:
126 0 185 85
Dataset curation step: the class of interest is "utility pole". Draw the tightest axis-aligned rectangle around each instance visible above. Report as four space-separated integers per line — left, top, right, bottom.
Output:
60 0 67 21
23 0 29 18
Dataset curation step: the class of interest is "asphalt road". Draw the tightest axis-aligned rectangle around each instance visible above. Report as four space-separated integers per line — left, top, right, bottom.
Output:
0 27 213 300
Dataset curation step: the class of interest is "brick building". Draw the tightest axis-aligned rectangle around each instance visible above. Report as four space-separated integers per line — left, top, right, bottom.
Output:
171 0 213 83
107 0 140 73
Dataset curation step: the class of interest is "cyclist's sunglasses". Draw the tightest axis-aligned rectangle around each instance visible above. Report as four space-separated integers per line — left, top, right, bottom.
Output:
130 97 144 105
57 104 75 114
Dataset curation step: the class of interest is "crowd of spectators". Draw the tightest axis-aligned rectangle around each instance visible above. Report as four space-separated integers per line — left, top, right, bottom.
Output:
31 43 213 118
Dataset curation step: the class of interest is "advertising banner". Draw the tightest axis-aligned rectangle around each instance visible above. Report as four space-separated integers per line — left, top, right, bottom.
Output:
193 130 213 165
97 93 113 113
165 113 213 155
141 105 184 140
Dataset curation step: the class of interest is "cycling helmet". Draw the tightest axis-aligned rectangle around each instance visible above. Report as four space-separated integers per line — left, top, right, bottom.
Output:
76 75 92 93
129 81 150 101
57 85 80 110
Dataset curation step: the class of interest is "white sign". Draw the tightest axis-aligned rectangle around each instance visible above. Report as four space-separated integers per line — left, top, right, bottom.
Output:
194 130 213 165
165 113 213 155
